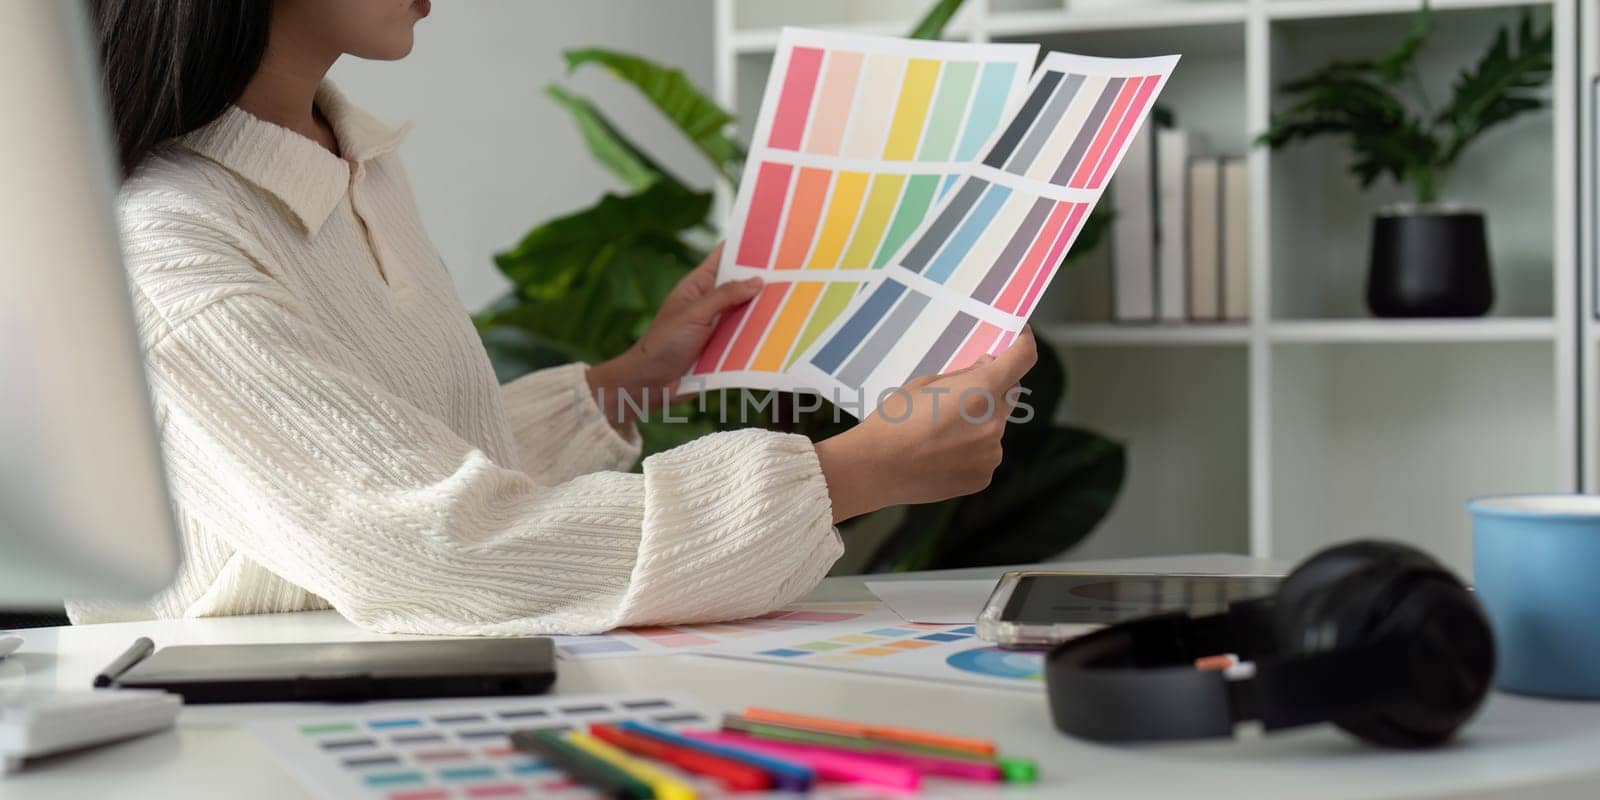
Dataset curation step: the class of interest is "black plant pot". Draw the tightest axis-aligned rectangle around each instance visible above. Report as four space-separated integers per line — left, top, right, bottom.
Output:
1366 206 1494 318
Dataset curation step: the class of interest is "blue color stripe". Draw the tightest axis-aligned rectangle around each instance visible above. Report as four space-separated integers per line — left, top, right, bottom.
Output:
368 718 421 730
923 185 1012 283
810 280 907 374
955 62 1019 162
363 772 425 787
439 766 497 781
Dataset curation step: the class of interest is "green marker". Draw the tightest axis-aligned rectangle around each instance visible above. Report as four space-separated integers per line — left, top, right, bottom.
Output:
1000 756 1038 783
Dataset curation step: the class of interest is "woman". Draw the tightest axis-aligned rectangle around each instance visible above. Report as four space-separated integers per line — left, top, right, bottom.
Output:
74 0 1035 634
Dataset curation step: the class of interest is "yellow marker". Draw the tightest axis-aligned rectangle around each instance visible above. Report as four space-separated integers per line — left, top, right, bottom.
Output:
566 731 698 800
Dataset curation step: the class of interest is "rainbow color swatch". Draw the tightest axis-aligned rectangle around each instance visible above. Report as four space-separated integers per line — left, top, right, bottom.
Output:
691 30 1037 390
793 52 1178 412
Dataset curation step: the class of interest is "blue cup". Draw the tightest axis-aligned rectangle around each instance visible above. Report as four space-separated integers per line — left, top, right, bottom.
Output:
1469 494 1600 699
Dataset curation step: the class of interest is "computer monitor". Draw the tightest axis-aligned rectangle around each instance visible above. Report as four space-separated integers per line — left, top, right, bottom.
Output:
0 1 180 607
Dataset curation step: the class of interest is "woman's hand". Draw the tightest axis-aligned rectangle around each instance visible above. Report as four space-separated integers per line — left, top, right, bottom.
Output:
586 244 760 428
814 328 1039 524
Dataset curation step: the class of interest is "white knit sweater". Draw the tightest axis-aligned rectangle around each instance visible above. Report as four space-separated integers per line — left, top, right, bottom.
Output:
66 85 842 634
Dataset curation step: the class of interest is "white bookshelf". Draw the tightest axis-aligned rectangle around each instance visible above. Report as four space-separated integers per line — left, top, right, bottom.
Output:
713 0 1581 574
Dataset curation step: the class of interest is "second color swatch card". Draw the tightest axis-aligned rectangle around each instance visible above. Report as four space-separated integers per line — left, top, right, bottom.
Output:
689 28 1177 411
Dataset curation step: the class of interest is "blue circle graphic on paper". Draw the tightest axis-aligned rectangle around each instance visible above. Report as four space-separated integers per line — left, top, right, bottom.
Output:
945 647 1044 681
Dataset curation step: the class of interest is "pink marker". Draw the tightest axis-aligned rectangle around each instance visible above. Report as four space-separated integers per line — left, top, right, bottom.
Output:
681 730 921 791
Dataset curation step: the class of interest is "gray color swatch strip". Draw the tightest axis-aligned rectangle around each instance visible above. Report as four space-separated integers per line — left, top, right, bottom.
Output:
982 71 1063 169
973 198 1055 303
838 291 933 388
1050 77 1125 186
1005 73 1085 175
900 178 989 273
910 312 980 378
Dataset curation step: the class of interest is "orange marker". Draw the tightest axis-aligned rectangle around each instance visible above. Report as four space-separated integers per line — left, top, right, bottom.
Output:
742 708 995 758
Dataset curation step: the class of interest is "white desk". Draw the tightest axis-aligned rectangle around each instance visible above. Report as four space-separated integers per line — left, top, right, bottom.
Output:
4 554 1600 799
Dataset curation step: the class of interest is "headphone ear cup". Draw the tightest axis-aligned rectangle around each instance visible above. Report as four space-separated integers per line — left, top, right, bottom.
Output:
1268 541 1494 748
1329 574 1495 748
1270 540 1442 656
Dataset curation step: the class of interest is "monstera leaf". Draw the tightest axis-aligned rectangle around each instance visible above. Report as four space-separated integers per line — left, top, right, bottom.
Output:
563 48 747 183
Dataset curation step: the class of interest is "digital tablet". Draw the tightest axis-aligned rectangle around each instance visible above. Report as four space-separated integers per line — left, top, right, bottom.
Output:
977 571 1281 648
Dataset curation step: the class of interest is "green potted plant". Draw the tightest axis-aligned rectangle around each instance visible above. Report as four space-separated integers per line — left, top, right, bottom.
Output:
473 0 1127 571
1257 3 1552 317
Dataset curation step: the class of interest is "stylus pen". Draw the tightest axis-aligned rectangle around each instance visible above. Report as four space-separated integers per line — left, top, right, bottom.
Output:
93 636 155 687
510 729 653 800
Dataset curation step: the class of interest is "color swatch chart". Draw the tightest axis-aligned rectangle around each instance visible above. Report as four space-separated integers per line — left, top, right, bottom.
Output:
692 29 1037 391
794 52 1179 413
250 692 717 800
703 623 1046 693
549 601 898 660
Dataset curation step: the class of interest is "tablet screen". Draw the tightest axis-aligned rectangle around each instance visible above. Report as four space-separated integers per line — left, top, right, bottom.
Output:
1002 573 1280 625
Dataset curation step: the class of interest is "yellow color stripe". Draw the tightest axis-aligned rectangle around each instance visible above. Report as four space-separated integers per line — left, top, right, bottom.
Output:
787 282 860 369
805 172 869 269
838 174 906 269
751 282 823 371
882 59 941 160
565 732 698 800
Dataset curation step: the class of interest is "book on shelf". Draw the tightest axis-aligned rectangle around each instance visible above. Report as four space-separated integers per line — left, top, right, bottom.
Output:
1187 158 1221 321
1111 122 1157 322
1221 157 1249 321
1187 156 1250 322
1156 129 1195 323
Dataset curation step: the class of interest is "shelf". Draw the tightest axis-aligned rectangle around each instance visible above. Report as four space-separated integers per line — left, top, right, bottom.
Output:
1269 318 1555 343
728 19 977 53
986 3 1248 36
1268 0 1551 22
1039 322 1251 346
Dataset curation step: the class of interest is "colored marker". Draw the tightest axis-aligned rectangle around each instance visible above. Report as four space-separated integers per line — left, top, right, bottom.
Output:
723 713 992 762
742 707 996 757
723 716 1001 782
617 721 814 792
682 731 920 791
509 729 653 800
565 732 698 800
590 724 771 792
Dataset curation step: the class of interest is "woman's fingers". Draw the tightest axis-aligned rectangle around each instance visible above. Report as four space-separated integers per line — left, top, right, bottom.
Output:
690 276 763 323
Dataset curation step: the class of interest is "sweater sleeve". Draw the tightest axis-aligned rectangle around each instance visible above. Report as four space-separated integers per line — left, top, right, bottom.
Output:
500 364 641 481
147 293 842 635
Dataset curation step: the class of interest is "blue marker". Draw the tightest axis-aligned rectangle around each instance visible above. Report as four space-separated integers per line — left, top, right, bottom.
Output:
617 720 814 792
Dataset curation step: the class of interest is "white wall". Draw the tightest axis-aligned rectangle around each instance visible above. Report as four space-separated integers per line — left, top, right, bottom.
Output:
331 0 717 312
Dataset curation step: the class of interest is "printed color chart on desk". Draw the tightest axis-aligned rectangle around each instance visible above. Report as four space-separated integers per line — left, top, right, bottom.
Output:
702 624 1047 693
691 29 1037 392
549 601 896 659
793 52 1179 413
250 692 716 800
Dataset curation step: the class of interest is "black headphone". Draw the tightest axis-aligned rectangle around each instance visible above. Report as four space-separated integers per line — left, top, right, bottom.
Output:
1044 540 1496 748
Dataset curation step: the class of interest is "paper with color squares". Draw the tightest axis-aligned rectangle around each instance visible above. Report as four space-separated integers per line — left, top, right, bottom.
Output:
546 601 900 660
792 51 1179 414
686 29 1038 393
250 692 719 800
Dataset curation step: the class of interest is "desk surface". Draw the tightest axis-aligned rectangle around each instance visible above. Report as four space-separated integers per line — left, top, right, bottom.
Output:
4 554 1599 799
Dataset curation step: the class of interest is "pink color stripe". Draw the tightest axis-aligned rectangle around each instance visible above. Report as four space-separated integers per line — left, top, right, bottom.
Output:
947 323 1003 372
1019 203 1090 315
806 51 864 155
995 202 1075 313
769 47 825 149
989 330 1018 357
1068 79 1142 188
693 301 752 374
465 786 527 798
719 283 791 371
736 162 793 267
1085 75 1162 188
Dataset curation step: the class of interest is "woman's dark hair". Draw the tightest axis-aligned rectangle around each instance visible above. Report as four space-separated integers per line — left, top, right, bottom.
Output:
88 0 274 178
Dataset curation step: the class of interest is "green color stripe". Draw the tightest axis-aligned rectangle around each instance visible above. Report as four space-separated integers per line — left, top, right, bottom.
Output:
873 174 940 269
917 62 979 161
787 283 860 369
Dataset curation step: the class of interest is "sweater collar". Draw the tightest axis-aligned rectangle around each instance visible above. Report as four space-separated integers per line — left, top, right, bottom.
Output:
178 83 410 237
